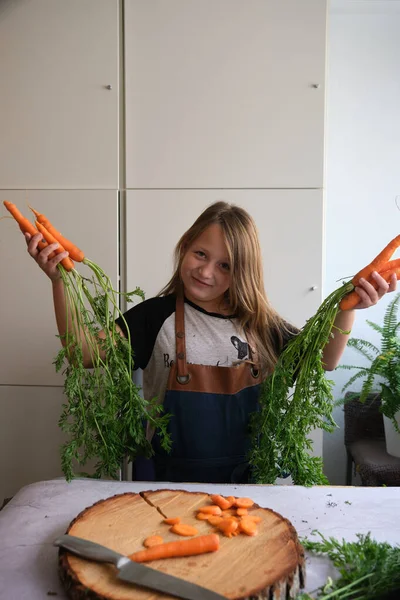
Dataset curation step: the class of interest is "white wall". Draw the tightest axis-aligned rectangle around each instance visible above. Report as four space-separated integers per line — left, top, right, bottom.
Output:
324 0 400 483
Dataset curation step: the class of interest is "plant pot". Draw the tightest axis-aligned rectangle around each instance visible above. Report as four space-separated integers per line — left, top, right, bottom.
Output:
383 413 400 458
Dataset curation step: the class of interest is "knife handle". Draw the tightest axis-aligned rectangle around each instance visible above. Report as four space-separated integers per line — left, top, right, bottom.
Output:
54 534 128 568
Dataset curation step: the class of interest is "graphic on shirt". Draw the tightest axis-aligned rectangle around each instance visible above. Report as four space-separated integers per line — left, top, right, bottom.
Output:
231 336 249 360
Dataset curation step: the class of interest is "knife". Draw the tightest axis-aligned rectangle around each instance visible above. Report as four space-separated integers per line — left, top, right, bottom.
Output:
54 534 226 600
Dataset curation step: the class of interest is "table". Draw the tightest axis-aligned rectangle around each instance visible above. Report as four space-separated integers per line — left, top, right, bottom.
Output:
1 479 399 599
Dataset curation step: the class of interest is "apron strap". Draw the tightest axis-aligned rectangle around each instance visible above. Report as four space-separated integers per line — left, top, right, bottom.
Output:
175 293 191 384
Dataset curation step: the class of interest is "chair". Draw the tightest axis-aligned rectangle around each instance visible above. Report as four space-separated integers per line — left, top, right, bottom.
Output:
344 392 400 486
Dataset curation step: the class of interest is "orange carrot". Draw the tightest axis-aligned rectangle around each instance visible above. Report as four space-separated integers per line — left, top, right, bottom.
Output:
352 235 400 285
170 523 199 537
163 517 180 525
143 535 163 548
207 515 223 526
197 505 222 516
340 235 400 310
380 258 400 272
380 267 400 281
339 266 400 311
210 494 234 510
129 533 220 563
35 221 74 271
196 512 211 521
236 508 248 516
29 205 85 262
234 497 254 508
241 515 262 524
216 518 238 538
239 519 258 536
3 201 56 258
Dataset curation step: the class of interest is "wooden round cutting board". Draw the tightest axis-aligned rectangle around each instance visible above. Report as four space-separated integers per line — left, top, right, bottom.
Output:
59 489 305 600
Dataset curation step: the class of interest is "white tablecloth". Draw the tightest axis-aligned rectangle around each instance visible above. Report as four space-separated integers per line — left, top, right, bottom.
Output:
1 479 399 599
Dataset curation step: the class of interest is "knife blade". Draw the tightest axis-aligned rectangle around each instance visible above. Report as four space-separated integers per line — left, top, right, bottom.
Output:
54 534 226 600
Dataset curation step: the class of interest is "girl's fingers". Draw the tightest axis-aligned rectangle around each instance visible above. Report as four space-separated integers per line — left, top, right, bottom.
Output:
26 232 43 256
353 284 371 308
355 271 393 309
34 243 59 265
51 251 69 266
388 273 398 292
370 271 390 298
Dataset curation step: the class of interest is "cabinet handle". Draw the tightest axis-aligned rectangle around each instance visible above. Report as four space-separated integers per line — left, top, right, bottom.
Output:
106 84 112 90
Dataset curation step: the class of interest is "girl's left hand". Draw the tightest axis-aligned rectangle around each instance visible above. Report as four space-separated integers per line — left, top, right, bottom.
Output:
354 271 397 309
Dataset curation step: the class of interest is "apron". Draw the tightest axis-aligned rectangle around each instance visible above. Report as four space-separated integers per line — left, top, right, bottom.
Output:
134 294 262 484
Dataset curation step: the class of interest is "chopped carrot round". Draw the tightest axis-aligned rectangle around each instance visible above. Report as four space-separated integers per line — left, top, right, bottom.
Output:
170 523 199 537
143 535 163 548
234 497 254 508
241 515 262 524
197 505 222 516
216 518 238 538
210 494 234 510
196 512 211 521
207 516 223 526
163 517 180 525
239 520 258 536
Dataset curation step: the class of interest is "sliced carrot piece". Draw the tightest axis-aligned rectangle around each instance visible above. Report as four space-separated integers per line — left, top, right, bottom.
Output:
216 518 238 538
163 517 180 525
234 497 254 508
143 535 163 548
239 519 258 536
196 512 211 521
170 523 199 537
207 516 223 526
241 515 262 524
197 505 222 516
237 508 248 516
210 494 234 510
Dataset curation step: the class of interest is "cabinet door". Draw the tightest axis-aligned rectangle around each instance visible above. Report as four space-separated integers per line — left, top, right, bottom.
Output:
0 191 119 386
0 385 66 503
125 0 327 189
124 190 323 327
0 0 119 189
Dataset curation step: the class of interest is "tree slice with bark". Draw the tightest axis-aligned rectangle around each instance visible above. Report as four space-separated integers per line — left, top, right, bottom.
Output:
59 489 306 600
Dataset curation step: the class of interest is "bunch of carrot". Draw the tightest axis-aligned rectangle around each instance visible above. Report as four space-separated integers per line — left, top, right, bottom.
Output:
2 200 169 482
129 494 260 563
3 200 83 271
251 233 400 487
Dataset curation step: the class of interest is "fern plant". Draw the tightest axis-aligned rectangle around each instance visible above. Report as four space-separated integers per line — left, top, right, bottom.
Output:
339 292 400 428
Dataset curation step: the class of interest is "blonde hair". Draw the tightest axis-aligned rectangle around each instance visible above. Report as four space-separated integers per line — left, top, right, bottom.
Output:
159 201 290 374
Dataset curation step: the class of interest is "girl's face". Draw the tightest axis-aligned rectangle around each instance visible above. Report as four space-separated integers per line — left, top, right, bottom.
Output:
180 223 231 312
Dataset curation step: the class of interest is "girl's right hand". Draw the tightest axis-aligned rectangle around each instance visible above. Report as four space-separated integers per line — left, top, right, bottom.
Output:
25 232 69 282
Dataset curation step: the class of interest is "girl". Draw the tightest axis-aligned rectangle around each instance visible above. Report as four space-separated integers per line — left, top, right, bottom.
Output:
25 201 397 483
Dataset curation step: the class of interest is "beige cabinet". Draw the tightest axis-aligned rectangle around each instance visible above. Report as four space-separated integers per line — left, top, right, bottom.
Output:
0 191 119 386
124 0 327 189
0 385 67 504
0 0 119 189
